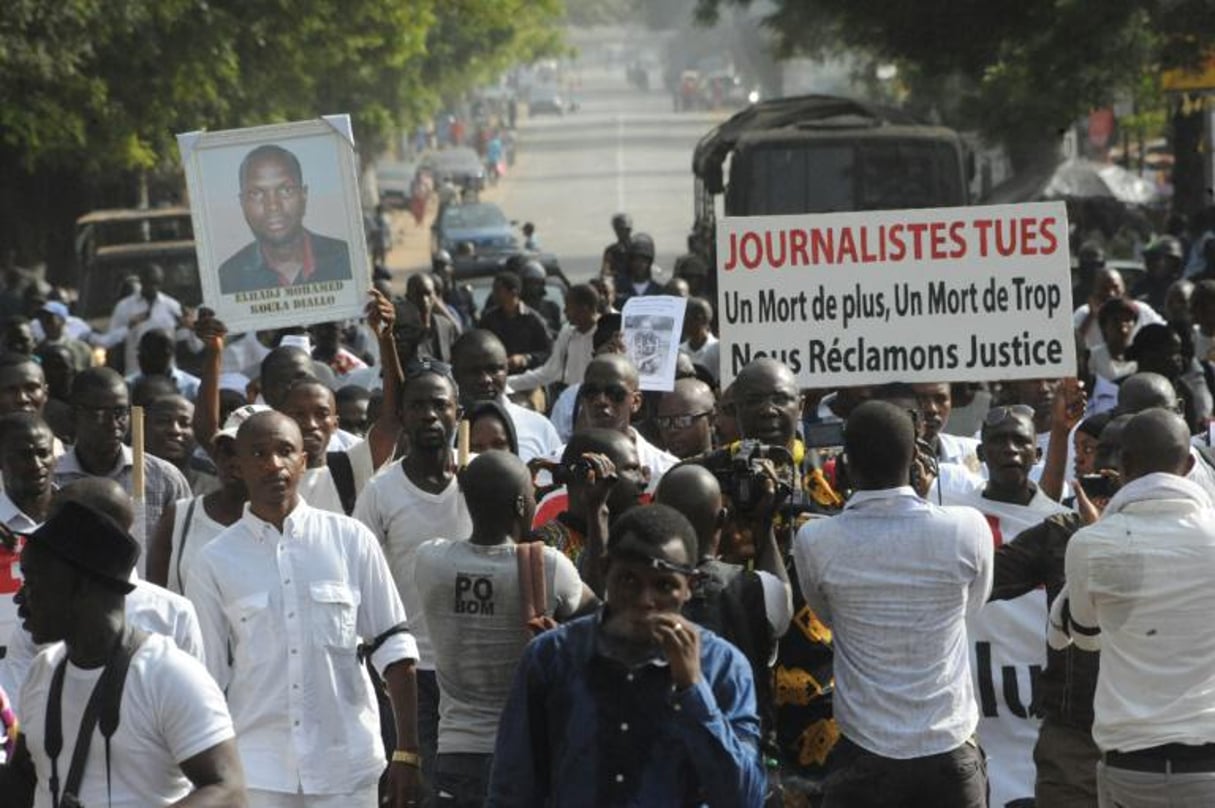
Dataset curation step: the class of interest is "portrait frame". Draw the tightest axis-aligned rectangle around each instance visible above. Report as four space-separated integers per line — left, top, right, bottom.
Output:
178 115 371 333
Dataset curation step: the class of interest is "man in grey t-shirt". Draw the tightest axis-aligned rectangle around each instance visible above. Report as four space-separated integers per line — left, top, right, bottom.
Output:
415 451 595 806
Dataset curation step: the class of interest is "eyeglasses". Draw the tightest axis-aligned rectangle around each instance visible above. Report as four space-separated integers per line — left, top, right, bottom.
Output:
983 404 1035 427
579 383 630 404
655 411 712 431
404 357 454 381
77 404 131 423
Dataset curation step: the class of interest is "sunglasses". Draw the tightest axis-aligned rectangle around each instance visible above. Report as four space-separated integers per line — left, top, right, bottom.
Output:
579 382 631 404
983 404 1035 426
404 357 454 381
655 411 712 431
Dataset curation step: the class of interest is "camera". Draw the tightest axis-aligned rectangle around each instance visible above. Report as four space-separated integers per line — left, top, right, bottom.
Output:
698 440 795 513
1077 473 1118 499
551 458 594 486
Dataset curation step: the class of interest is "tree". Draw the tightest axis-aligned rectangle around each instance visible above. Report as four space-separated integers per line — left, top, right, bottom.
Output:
693 0 1215 191
0 0 565 273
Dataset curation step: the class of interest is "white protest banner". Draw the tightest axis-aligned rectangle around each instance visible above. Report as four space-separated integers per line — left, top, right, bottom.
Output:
622 295 687 391
716 202 1074 387
178 115 370 333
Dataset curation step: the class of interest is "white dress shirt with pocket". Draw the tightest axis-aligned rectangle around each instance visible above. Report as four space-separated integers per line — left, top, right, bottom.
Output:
186 501 417 796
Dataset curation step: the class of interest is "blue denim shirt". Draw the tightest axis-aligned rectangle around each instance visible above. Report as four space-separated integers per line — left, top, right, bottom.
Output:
487 611 765 807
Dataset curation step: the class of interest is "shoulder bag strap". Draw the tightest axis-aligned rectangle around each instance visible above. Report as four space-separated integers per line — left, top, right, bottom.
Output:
516 542 538 624
174 497 199 592
49 628 148 808
529 543 547 618
326 451 358 515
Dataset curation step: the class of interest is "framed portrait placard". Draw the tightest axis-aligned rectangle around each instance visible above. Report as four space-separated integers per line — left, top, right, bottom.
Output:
178 115 370 333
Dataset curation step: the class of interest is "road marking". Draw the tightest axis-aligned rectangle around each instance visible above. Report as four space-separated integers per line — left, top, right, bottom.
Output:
616 113 626 209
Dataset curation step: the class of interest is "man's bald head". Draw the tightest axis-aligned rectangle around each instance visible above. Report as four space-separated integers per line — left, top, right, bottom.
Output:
1117 372 1178 415
733 358 801 446
238 410 304 449
661 378 714 412
53 477 135 531
459 450 535 535
1121 408 1192 481
585 353 639 390
654 464 723 559
735 357 796 396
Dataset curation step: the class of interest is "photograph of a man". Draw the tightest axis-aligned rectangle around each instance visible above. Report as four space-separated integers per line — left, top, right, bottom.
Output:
218 143 353 293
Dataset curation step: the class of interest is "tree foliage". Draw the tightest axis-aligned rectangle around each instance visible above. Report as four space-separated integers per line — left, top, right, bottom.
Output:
693 0 1215 171
0 0 564 176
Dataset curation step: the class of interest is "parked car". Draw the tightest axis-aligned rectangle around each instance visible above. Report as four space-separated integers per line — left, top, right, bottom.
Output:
432 202 518 257
527 84 565 116
374 161 418 208
74 207 200 327
420 147 486 191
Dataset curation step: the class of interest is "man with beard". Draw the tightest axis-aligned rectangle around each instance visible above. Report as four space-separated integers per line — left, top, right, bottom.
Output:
188 412 419 807
727 358 842 800
354 361 471 797
53 368 191 566
936 404 1070 807
451 330 561 462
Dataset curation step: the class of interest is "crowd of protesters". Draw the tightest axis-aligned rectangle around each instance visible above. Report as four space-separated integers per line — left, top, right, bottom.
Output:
0 204 1214 807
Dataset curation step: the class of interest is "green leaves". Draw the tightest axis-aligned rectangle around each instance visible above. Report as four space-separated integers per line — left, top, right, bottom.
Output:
0 0 564 175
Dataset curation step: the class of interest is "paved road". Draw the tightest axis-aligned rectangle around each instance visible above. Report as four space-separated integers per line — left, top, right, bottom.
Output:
497 69 722 282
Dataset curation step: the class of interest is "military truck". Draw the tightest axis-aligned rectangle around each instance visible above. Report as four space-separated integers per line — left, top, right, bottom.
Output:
689 95 971 283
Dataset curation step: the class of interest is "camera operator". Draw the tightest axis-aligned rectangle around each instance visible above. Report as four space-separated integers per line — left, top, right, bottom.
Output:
726 358 841 799
990 413 1130 806
793 401 992 807
530 427 647 593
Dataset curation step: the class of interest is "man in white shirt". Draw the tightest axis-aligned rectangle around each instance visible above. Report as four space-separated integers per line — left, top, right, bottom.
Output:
936 404 1069 807
0 413 54 664
1064 408 1215 805
6 500 244 807
353 363 470 798
188 411 420 808
1072 267 1163 350
415 451 593 805
451 330 561 462
913 382 980 470
794 401 991 806
574 354 677 487
679 296 720 382
1117 371 1215 499
93 264 185 375
507 283 600 395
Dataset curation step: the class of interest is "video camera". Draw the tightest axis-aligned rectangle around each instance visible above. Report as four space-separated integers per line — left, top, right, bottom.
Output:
695 440 795 513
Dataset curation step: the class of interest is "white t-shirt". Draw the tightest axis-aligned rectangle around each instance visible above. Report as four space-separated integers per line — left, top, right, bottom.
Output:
1 575 205 714
166 495 230 595
353 464 472 669
299 439 375 515
1072 300 1162 349
680 334 721 382
415 539 583 754
938 481 1068 808
19 633 233 808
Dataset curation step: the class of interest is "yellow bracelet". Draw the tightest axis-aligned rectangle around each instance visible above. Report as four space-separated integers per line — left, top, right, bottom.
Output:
392 750 420 767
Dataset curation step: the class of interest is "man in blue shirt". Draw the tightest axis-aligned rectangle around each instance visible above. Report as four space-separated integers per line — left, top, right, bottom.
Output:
488 504 764 807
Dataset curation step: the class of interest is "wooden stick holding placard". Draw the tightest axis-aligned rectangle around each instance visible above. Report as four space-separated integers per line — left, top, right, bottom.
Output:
457 419 470 470
131 405 147 545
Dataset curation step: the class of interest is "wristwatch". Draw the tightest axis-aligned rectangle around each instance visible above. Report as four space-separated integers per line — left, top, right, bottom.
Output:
392 749 421 767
